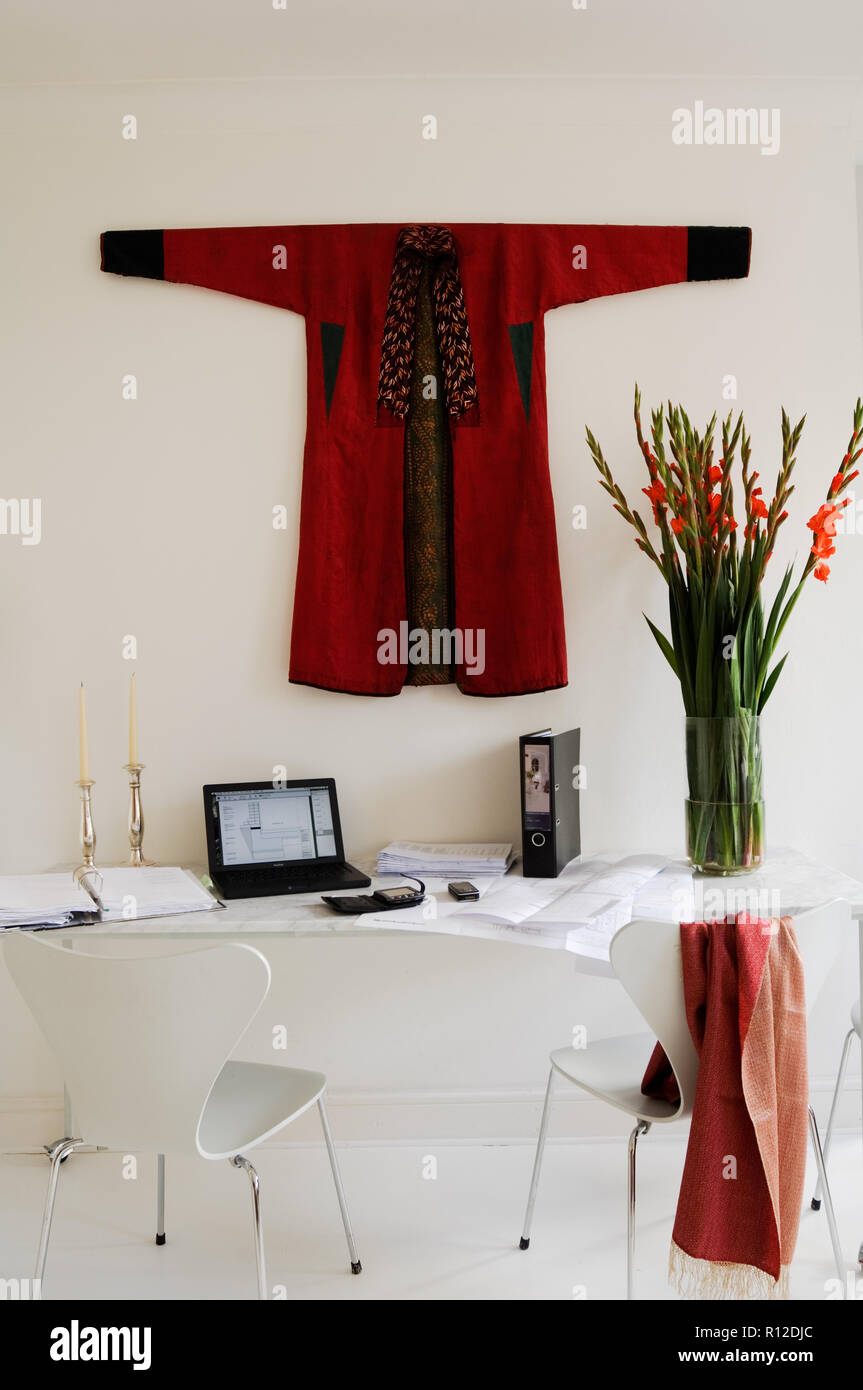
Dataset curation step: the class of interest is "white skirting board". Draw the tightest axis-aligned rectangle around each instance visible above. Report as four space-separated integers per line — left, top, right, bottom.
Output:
1 1078 860 1152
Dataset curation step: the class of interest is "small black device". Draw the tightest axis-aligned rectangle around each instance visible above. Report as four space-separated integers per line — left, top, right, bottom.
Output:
519 727 581 878
448 881 480 901
322 879 425 915
203 778 371 899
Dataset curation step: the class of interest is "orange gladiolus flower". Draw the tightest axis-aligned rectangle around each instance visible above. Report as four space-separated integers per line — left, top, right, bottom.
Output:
643 479 666 506
808 503 840 535
670 517 685 534
708 465 723 484
642 476 666 523
751 497 769 520
814 562 830 582
812 532 836 559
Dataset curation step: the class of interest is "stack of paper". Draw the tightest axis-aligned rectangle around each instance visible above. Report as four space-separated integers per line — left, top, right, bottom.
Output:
377 841 515 877
0 874 98 929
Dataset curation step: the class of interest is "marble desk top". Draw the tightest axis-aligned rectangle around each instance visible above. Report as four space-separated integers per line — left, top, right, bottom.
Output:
42 847 863 982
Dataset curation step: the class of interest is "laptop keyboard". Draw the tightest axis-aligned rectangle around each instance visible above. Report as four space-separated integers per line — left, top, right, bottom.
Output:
223 863 361 891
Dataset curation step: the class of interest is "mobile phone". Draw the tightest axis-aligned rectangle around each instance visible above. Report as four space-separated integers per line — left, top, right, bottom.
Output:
448 881 480 901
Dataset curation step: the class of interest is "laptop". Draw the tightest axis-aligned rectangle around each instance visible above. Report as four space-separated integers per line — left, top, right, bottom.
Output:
203 778 371 900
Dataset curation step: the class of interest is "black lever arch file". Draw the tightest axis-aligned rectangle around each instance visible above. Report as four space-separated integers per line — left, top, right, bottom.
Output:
519 728 581 878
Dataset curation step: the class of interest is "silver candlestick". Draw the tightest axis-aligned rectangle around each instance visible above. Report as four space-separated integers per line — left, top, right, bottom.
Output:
73 778 97 884
124 763 154 866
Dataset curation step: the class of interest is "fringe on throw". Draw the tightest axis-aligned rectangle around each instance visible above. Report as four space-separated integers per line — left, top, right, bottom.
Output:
669 1240 791 1301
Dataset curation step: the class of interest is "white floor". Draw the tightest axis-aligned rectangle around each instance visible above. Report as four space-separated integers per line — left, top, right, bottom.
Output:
1 1134 861 1300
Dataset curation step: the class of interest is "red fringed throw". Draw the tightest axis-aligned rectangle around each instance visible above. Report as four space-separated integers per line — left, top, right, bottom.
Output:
642 917 808 1299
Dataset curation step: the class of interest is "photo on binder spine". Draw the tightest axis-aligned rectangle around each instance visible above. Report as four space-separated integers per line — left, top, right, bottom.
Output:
523 746 551 829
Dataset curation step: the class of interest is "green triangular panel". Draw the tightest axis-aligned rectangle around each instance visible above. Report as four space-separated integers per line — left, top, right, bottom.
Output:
508 322 533 421
320 322 345 418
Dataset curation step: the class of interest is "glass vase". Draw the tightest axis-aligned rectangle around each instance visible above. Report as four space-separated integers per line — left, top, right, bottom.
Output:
685 714 764 874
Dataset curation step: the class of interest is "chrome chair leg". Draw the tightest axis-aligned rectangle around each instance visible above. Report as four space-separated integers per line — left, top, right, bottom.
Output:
317 1096 362 1274
155 1154 166 1245
35 1138 85 1283
230 1155 267 1300
520 1067 555 1250
627 1120 650 1301
808 1106 845 1292
43 1137 77 1163
811 1029 856 1210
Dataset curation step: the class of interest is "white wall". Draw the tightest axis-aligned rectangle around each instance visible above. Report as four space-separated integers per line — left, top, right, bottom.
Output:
1 74 861 1143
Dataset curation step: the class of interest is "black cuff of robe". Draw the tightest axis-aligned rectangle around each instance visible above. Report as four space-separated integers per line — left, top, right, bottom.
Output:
101 230 164 280
687 226 751 281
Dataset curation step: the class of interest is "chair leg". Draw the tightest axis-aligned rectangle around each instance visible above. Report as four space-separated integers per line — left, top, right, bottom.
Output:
230 1155 267 1300
155 1154 166 1245
35 1138 84 1283
627 1120 650 1302
520 1066 555 1250
811 1029 856 1210
317 1096 362 1274
807 1106 845 1293
43 1137 78 1164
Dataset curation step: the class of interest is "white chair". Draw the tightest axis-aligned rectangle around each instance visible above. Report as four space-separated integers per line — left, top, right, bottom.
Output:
4 932 362 1299
518 903 848 1298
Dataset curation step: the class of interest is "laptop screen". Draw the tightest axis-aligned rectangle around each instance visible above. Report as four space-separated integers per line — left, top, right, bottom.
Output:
207 783 341 868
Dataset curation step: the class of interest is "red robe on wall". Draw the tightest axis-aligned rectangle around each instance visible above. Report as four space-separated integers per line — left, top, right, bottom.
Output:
101 222 751 696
